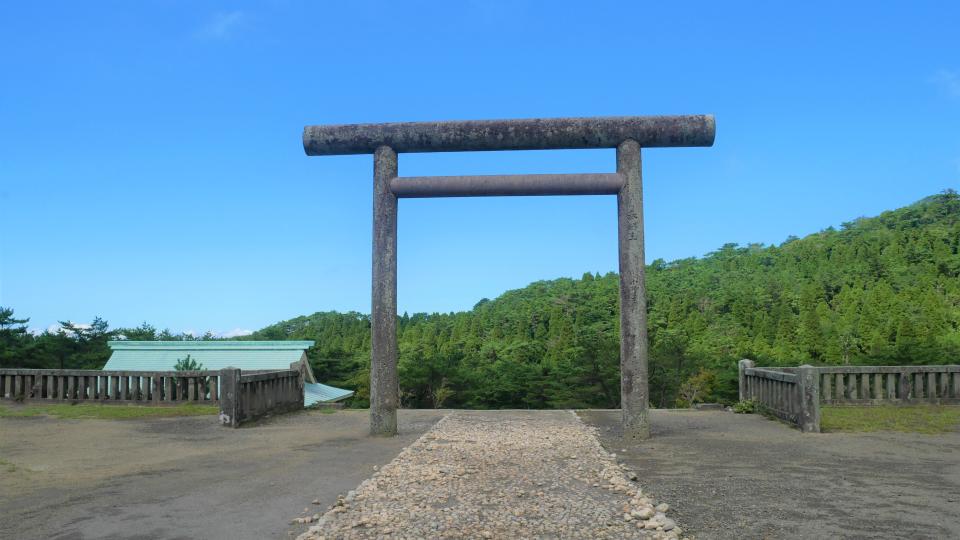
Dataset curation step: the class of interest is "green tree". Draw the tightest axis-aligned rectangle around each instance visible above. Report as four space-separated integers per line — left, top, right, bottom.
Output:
174 354 203 371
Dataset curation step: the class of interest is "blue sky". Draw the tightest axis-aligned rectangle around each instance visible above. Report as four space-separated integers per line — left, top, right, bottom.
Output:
1 1 958 335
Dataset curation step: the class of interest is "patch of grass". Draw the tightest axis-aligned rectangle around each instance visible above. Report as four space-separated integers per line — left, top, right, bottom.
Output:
821 404 960 434
0 457 16 473
304 403 339 414
0 402 219 420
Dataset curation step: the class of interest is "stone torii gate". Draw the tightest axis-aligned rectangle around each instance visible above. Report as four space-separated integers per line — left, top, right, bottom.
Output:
302 116 715 439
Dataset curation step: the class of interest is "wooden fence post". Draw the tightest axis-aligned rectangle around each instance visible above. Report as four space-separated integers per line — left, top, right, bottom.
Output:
738 359 754 401
298 365 306 408
898 369 912 401
297 361 307 407
219 368 241 428
798 365 821 433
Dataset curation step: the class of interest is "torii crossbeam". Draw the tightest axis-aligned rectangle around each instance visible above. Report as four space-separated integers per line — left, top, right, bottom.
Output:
303 115 716 439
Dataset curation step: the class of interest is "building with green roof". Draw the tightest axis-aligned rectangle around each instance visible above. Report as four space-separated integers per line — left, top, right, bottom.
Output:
104 341 353 406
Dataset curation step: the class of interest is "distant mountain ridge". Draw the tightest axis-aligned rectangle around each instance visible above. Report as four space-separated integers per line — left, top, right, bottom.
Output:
250 191 960 408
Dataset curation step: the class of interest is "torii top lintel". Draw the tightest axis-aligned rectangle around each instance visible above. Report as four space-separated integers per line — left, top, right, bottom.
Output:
302 115 715 156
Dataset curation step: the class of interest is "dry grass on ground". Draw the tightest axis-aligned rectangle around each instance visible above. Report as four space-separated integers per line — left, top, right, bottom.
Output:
0 402 218 420
821 404 960 434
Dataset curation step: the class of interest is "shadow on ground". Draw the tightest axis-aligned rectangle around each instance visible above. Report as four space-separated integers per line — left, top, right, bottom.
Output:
578 409 960 540
0 409 447 540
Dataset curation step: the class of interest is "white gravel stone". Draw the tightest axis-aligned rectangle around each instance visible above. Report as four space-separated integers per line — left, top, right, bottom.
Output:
634 507 655 519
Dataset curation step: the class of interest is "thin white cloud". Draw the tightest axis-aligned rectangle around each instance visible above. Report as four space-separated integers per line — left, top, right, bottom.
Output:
37 323 251 339
931 69 960 98
47 322 92 336
198 11 245 40
217 328 253 338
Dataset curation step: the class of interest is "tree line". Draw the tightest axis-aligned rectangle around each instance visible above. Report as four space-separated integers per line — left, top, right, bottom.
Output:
0 317 218 371
3 191 958 408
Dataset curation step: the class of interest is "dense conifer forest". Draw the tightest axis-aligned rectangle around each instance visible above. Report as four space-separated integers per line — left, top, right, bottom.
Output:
3 191 958 408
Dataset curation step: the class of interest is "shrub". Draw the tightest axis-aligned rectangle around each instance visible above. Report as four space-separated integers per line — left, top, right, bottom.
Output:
732 398 758 414
173 354 209 398
174 354 203 371
676 369 718 408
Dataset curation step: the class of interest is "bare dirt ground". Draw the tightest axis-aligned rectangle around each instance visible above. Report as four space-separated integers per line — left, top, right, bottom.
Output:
4 408 958 540
579 409 960 540
0 408 446 540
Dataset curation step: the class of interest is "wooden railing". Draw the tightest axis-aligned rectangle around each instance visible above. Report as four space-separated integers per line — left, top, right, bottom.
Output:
218 367 304 427
1 367 307 427
0 365 306 427
807 365 960 405
0 369 219 405
738 362 960 433
738 360 820 433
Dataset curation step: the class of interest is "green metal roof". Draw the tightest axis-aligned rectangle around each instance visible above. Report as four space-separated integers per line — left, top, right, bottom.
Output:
105 341 316 372
104 341 355 404
305 382 354 404
108 341 316 350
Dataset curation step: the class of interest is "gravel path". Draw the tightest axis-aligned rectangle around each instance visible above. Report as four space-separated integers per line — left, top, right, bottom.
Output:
296 410 686 540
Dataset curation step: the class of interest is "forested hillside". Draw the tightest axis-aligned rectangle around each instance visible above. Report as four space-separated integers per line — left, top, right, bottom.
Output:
3 191 958 408
249 191 960 408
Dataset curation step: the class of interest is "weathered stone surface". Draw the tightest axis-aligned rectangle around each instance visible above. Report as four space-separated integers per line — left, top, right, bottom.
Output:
303 116 716 156
618 139 650 440
369 146 398 436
